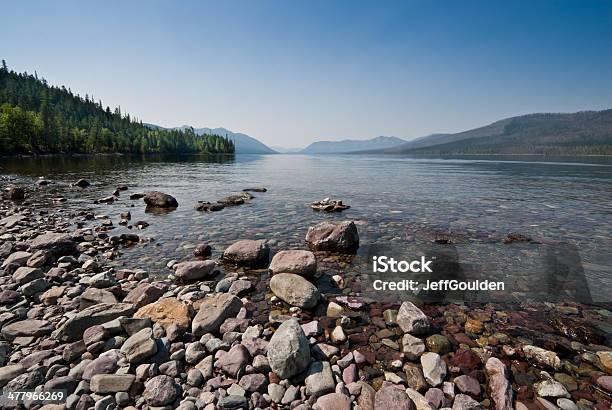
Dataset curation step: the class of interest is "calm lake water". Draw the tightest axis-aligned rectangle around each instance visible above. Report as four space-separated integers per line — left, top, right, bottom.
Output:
2 154 611 302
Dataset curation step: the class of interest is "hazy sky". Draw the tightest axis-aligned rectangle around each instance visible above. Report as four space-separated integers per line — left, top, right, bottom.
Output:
2 1 611 148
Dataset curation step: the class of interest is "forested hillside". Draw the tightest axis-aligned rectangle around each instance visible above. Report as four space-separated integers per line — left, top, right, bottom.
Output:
0 60 234 155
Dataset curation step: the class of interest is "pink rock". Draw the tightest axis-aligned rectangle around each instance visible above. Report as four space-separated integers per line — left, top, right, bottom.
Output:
216 344 249 377
374 386 415 410
454 375 481 396
485 357 513 410
596 375 612 393
342 363 358 384
314 393 352 410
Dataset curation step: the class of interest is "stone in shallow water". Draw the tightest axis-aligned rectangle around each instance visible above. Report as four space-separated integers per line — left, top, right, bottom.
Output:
397 301 430 335
305 361 335 397
402 334 426 360
375 385 415 410
269 272 320 309
523 345 561 370
534 377 570 398
485 357 513 410
144 191 178 208
174 260 216 282
421 352 447 387
269 249 317 277
306 220 359 253
223 239 270 267
192 293 242 336
267 318 310 379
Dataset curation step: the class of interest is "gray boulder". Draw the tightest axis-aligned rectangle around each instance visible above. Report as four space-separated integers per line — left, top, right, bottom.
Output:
270 273 320 309
223 239 270 267
192 293 242 336
144 191 178 208
174 260 216 282
54 303 135 342
267 318 310 379
269 250 317 277
30 232 77 256
306 221 359 253
120 328 157 363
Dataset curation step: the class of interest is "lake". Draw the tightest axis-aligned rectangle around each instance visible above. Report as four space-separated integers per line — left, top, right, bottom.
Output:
2 154 611 302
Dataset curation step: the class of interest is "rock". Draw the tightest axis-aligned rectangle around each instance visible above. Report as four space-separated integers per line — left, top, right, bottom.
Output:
314 392 352 410
596 351 612 373
143 375 179 406
82 350 119 380
43 375 77 392
12 266 43 285
4 185 25 200
305 361 336 397
239 373 268 393
452 394 483 410
30 232 77 256
144 191 178 208
0 364 25 387
270 273 320 309
406 388 434 410
90 374 135 393
75 179 90 188
0 290 20 305
402 334 426 360
21 277 49 296
311 198 350 212
83 325 109 345
54 303 135 342
123 283 165 308
397 302 430 335
523 345 562 370
2 251 32 268
1 319 54 341
121 328 157 363
331 326 347 343
534 378 570 398
228 279 252 295
421 352 447 387
454 375 481 396
216 344 250 377
192 293 242 336
174 260 216 282
218 395 249 409
269 250 317 277
134 297 191 332
195 201 225 212
357 381 376 410
596 375 612 393
267 318 310 379
556 398 579 410
79 288 118 309
26 250 49 267
375 385 415 410
223 239 270 267
426 334 451 355
217 192 253 206
485 357 513 410
306 220 359 253
193 243 212 257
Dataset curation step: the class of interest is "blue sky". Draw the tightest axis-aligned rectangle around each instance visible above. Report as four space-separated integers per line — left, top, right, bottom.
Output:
2 0 611 147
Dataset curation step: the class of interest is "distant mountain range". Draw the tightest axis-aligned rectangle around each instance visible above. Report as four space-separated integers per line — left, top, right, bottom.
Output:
300 136 406 154
145 124 276 154
361 109 612 156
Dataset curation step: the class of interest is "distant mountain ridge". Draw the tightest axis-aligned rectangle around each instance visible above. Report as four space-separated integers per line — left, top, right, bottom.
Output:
300 135 406 154
361 110 612 156
146 124 276 154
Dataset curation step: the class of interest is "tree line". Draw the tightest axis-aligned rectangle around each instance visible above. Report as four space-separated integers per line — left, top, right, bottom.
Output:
0 60 234 155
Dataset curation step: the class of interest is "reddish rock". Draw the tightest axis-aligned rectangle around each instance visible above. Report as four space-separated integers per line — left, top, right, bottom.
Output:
374 385 415 410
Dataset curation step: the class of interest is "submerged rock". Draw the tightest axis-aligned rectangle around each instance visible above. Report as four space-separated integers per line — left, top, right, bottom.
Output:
311 198 350 212
397 301 430 335
306 221 359 253
144 191 178 208
485 357 513 410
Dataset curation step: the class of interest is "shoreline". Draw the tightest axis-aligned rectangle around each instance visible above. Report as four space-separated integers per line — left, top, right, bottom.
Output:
0 182 611 409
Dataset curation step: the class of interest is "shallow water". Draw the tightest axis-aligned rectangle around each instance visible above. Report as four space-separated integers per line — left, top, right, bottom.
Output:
2 154 611 302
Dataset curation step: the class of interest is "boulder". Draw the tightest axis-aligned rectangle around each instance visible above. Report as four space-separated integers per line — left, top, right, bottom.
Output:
1 319 54 341
144 191 178 208
269 250 317 277
421 352 447 387
120 328 157 363
143 375 179 406
216 344 250 377
30 233 77 256
123 283 165 308
306 221 359 253
79 288 118 309
12 267 43 286
90 374 135 393
174 260 216 282
192 293 242 336
223 239 270 267
485 357 513 410
4 186 25 200
314 393 352 410
267 318 310 379
270 273 320 309
0 364 25 387
375 386 415 410
397 301 430 335
2 251 32 268
54 303 135 342
305 361 335 397
134 297 192 332
74 178 90 188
